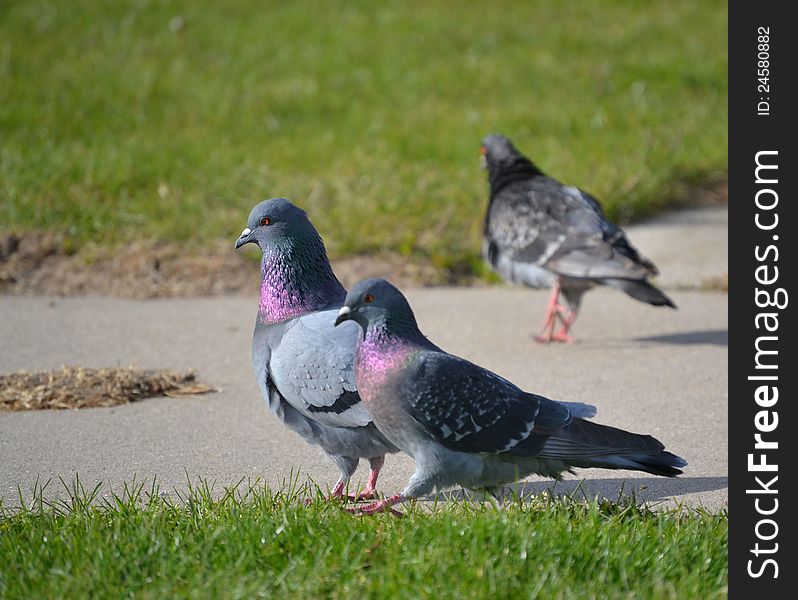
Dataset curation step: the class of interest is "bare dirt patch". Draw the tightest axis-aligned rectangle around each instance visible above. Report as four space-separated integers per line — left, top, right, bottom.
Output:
0 232 472 298
0 233 255 298
0 367 213 411
664 174 728 207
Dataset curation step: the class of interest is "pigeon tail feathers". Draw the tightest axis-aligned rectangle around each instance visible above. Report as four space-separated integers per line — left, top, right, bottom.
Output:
538 417 687 477
603 279 677 309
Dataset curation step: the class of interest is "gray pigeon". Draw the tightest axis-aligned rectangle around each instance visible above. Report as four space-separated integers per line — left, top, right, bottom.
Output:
235 198 398 500
334 278 686 515
481 134 675 343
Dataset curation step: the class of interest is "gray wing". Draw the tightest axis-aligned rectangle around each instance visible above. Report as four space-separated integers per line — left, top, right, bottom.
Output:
578 190 659 275
270 309 372 428
403 351 574 456
488 178 655 280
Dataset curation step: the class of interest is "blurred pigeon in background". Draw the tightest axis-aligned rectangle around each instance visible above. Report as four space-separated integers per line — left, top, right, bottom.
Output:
335 278 686 515
480 134 675 342
235 198 398 500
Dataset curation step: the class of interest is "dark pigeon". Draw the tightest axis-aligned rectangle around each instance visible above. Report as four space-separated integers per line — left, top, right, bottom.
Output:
480 134 676 342
235 199 398 501
334 278 686 515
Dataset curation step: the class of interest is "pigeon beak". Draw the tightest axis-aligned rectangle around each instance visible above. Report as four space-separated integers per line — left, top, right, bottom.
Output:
235 227 253 250
479 153 488 170
334 306 352 327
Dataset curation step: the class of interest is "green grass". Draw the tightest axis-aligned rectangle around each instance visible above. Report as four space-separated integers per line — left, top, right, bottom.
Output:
0 479 727 599
1 0 727 270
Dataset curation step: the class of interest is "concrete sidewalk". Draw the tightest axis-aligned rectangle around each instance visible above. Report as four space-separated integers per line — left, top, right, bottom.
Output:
0 207 728 510
0 288 727 510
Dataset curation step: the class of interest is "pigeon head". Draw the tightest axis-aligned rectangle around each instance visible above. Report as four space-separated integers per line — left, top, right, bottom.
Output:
480 134 543 189
234 197 318 250
236 198 346 324
335 278 418 333
480 134 521 169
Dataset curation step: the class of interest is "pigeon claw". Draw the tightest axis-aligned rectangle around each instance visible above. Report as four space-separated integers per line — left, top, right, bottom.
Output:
535 329 575 344
344 494 405 517
345 505 404 518
303 492 368 506
354 489 380 502
303 485 382 505
303 479 354 505
303 494 345 506
550 332 575 343
336 490 380 503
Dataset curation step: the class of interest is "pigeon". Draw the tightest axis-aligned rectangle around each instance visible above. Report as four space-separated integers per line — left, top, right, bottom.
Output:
334 278 686 515
480 134 676 343
235 198 399 500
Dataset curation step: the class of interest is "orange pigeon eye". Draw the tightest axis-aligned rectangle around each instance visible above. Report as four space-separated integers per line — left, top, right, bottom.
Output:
260 216 271 226
479 146 487 155
363 294 375 304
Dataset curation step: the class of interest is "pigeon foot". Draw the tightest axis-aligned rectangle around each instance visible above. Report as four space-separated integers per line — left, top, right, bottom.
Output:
550 331 575 343
353 489 380 502
303 492 378 505
303 479 353 505
345 494 405 517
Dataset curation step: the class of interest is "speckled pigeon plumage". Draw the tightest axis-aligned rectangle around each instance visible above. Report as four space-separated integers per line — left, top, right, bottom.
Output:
480 134 676 342
235 199 398 500
334 278 686 515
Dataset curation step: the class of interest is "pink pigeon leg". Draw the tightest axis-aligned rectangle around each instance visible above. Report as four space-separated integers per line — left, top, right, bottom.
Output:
304 478 349 505
345 493 405 517
354 455 385 501
306 455 387 505
304 478 348 505
329 479 348 499
535 281 563 343
551 307 579 343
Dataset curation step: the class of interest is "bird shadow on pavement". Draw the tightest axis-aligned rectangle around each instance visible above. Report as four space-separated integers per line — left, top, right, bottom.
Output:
426 476 728 506
635 329 728 347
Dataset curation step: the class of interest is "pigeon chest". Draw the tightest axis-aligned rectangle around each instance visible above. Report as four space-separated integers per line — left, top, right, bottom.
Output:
354 342 415 406
354 348 424 451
